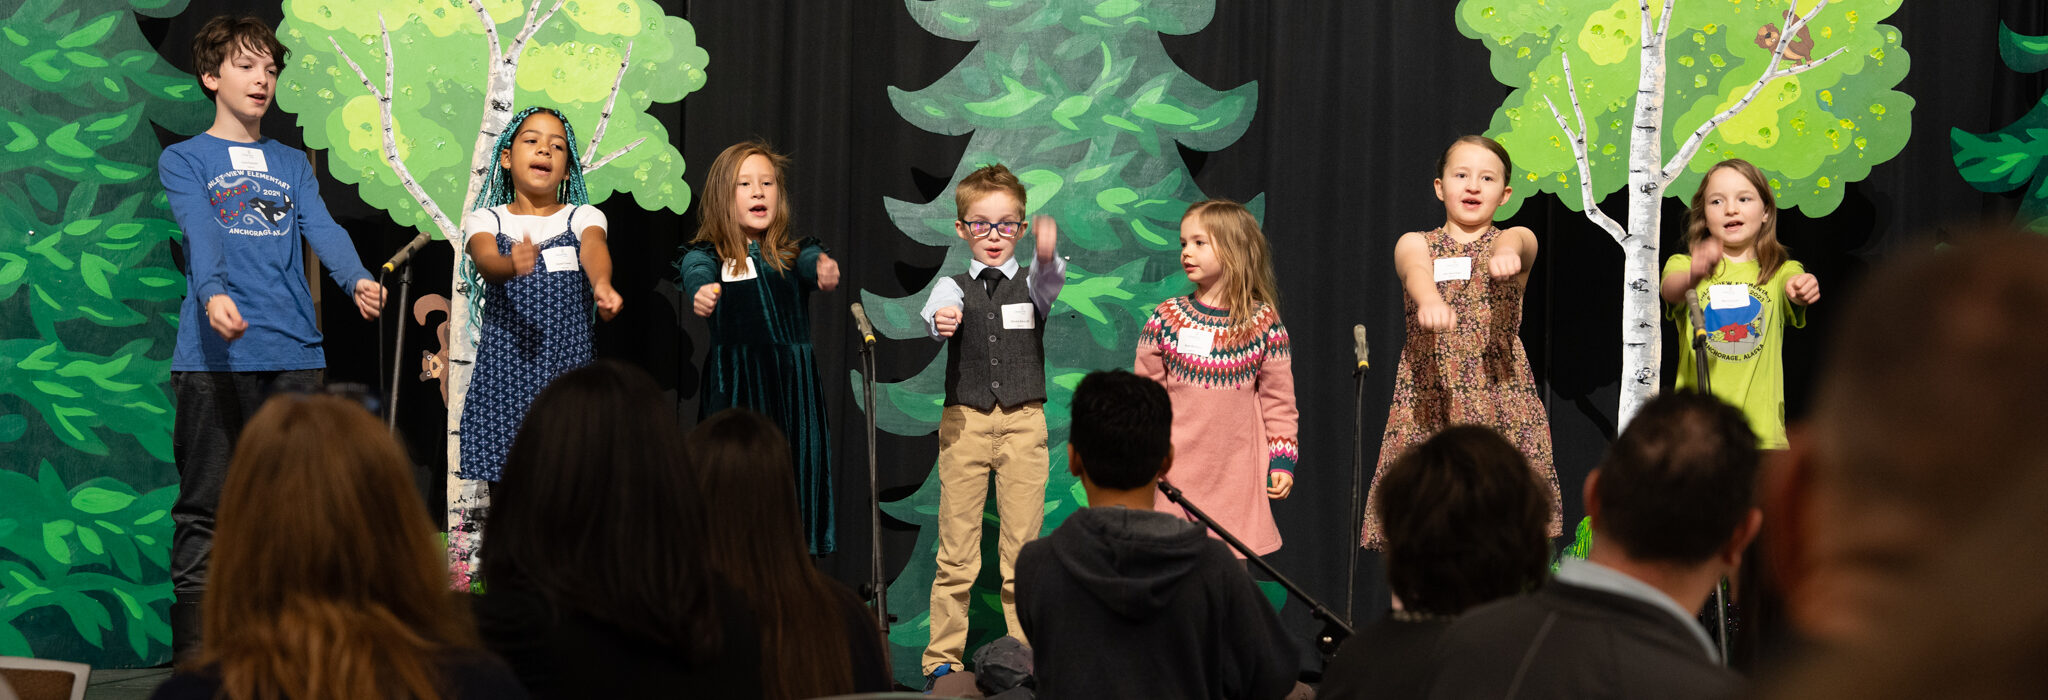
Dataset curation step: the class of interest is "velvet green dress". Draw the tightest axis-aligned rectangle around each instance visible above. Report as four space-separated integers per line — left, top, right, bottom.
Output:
677 237 834 554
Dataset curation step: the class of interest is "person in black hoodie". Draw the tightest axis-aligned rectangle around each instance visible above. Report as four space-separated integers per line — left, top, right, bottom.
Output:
1015 370 1296 700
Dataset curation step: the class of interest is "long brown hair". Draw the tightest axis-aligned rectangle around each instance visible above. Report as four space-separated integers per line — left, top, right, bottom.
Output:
695 140 799 274
1184 199 1280 329
1685 158 1790 284
688 409 872 699
200 395 477 700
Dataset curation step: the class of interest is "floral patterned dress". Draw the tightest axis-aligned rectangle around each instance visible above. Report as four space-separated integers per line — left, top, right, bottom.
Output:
1362 226 1560 549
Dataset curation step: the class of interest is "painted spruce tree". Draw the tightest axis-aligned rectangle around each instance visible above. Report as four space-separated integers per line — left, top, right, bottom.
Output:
1458 0 1911 425
856 0 1257 685
1954 21 2048 235
0 0 209 664
275 0 707 586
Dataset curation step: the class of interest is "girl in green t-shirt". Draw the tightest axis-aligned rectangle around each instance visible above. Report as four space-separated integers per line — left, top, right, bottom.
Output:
1659 159 1822 449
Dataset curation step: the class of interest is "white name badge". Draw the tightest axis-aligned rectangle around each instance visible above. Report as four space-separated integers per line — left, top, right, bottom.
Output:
1001 302 1036 330
720 257 758 282
1434 256 1472 282
1708 284 1749 310
1176 327 1216 357
542 246 579 273
227 146 268 172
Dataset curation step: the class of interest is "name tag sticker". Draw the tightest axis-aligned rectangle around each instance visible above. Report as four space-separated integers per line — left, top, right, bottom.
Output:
227 146 268 172
1176 327 1215 358
720 258 758 282
1708 284 1749 310
542 246 579 273
1433 256 1472 282
1001 303 1036 330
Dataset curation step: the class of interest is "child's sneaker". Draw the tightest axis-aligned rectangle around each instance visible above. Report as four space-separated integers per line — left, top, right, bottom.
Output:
922 662 955 694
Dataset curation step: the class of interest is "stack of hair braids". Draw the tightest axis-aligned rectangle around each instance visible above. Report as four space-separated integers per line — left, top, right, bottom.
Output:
460 105 593 335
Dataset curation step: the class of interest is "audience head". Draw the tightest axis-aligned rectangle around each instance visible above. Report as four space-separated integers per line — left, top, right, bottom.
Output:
1776 233 2048 643
1376 425 1551 617
481 360 721 657
1589 391 1761 567
203 392 473 700
1067 370 1174 491
688 408 864 700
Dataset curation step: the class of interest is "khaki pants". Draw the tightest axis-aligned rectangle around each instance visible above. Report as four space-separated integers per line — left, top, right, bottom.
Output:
923 402 1049 673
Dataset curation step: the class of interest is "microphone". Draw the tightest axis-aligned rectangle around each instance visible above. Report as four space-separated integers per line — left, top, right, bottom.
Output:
1685 293 1708 343
850 302 876 346
1352 324 1369 371
381 230 434 272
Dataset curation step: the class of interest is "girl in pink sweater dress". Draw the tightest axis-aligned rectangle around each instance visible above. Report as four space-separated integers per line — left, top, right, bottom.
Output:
1135 200 1299 556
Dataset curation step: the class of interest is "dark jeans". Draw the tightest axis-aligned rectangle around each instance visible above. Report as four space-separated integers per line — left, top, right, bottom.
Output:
170 369 322 598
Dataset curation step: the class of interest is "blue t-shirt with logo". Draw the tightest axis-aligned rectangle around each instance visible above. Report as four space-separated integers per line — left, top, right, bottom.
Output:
160 134 373 372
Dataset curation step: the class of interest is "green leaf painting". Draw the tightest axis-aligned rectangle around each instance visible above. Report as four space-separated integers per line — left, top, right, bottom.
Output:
2 0 204 667
1953 22 2048 235
853 0 1258 686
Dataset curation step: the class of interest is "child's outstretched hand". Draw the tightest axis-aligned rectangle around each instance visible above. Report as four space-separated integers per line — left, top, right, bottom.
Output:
1488 247 1523 280
934 305 962 337
816 252 841 291
693 283 721 317
511 237 539 276
354 279 387 320
1418 300 1456 332
1689 237 1723 281
1032 214 1058 260
1267 472 1293 500
1788 273 1821 305
206 294 247 341
594 284 623 320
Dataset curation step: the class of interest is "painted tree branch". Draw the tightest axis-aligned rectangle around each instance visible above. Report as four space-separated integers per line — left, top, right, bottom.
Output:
583 40 635 174
586 138 646 173
1660 0 1843 185
330 15 458 241
1545 50 1626 242
510 0 567 58
467 0 502 63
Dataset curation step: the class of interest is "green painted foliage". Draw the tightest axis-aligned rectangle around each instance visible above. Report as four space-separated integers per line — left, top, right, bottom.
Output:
275 0 710 235
1952 22 2048 234
1458 0 1912 217
0 461 176 661
1 0 202 666
855 0 1258 686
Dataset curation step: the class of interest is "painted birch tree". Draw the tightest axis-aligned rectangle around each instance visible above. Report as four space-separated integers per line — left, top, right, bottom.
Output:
1457 0 1911 425
855 0 1257 685
275 0 707 586
1953 21 2048 235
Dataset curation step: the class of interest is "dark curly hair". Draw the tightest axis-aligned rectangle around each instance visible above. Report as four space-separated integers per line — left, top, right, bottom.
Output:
1377 425 1551 616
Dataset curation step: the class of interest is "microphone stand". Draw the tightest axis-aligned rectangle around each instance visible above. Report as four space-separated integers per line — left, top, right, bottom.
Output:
1158 480 1355 658
1346 357 1367 625
1687 295 1731 665
855 332 892 634
383 258 415 434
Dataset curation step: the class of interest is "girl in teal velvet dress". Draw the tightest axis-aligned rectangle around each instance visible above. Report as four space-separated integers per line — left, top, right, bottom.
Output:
677 141 842 554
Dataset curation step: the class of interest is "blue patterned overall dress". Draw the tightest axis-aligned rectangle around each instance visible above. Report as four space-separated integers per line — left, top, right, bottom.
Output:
458 208 595 481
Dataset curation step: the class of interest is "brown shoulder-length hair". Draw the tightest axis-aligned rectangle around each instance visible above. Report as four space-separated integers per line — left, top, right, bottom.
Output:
1686 158 1790 284
695 140 799 275
1184 199 1280 330
200 394 477 700
689 408 878 699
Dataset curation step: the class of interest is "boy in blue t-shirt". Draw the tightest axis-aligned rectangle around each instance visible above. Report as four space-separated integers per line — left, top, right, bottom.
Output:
158 15 386 659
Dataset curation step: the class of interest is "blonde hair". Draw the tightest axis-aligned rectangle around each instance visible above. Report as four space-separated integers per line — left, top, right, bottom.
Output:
954 164 1028 218
200 395 477 700
1184 199 1279 329
1685 159 1789 284
695 140 798 275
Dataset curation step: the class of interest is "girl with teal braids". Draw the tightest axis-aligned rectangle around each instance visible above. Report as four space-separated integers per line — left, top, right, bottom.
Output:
458 106 623 482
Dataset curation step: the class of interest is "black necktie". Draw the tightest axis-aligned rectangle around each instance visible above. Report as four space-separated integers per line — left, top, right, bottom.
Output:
978 267 1003 298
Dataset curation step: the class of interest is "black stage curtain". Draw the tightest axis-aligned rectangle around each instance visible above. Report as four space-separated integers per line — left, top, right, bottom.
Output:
151 0 2048 675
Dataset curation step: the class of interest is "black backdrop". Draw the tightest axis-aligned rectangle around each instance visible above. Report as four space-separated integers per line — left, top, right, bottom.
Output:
148 0 2048 673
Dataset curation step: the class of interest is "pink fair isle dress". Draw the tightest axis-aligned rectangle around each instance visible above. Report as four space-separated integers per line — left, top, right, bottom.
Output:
1362 226 1561 549
1136 297 1299 557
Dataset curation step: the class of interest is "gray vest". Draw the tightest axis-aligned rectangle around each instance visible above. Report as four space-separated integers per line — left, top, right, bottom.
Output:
944 268 1047 410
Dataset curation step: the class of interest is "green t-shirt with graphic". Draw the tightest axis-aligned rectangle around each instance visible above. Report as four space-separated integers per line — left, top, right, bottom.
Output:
1664 255 1808 449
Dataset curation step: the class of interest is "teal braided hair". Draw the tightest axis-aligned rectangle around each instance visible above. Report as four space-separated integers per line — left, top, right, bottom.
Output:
461 106 592 335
